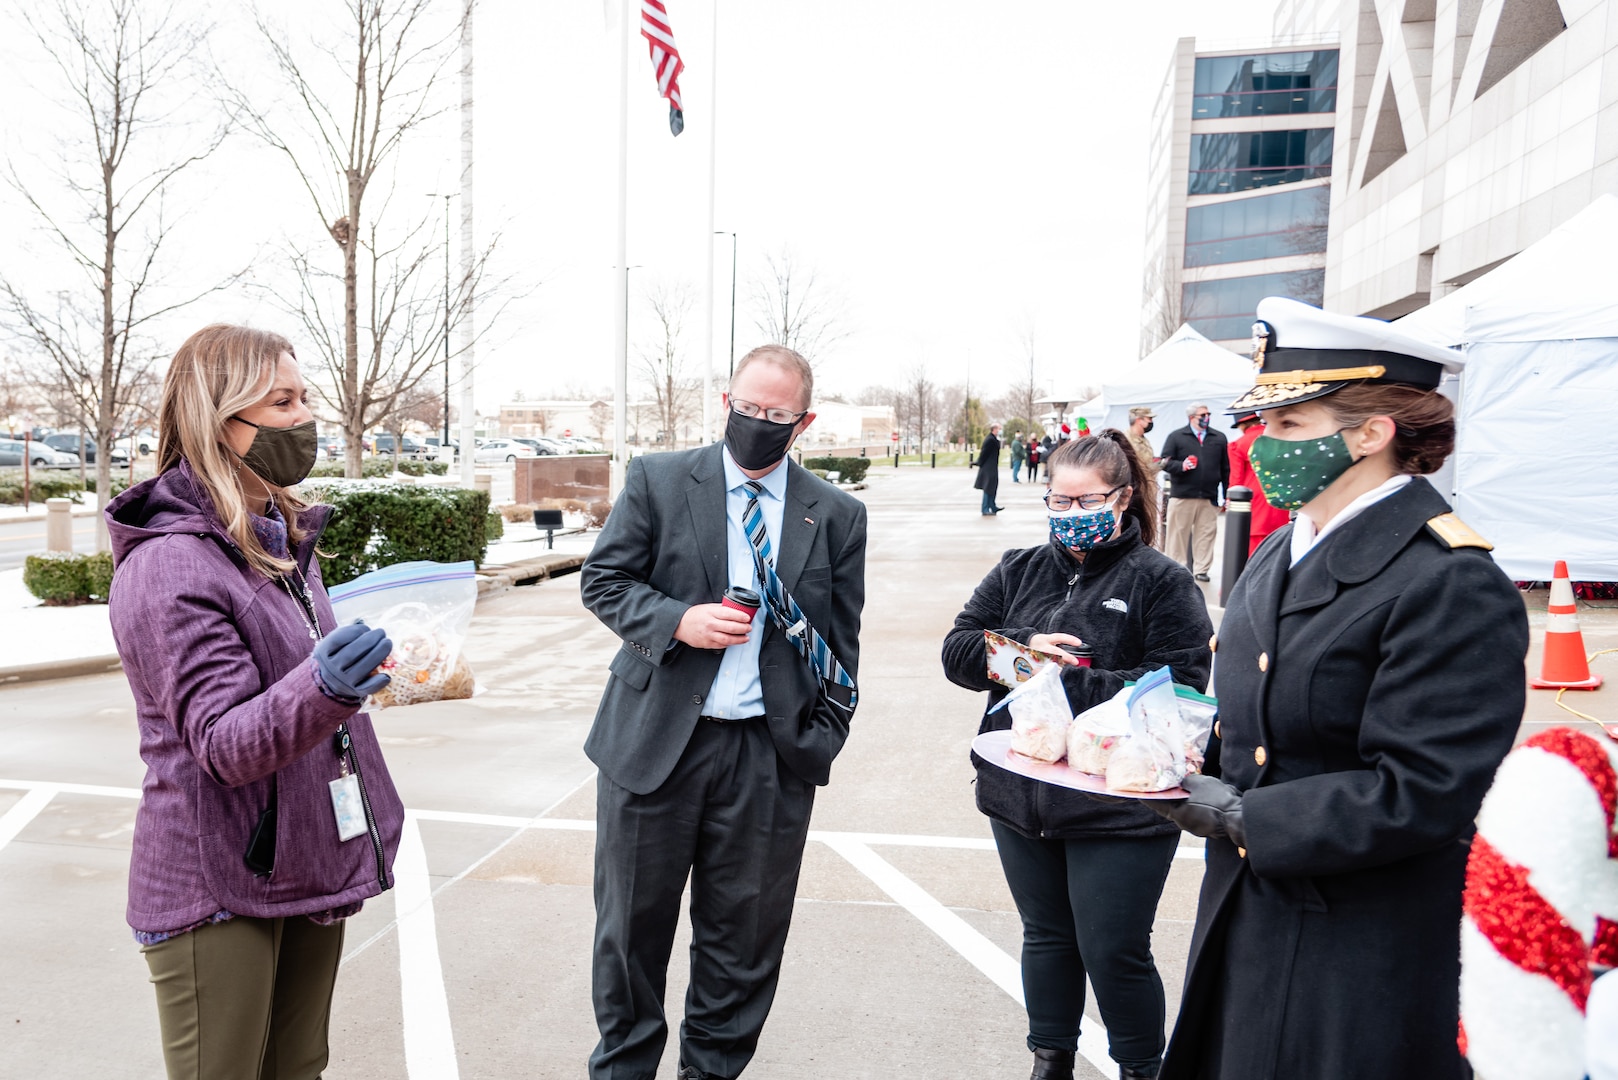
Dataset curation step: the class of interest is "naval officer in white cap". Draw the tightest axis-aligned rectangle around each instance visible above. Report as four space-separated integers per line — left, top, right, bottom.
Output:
1151 297 1529 1080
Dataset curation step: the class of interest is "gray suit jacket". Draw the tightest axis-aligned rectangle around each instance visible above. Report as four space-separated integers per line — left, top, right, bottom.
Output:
580 444 869 795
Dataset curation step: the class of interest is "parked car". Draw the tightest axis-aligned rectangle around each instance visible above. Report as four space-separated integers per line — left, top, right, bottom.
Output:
0 439 80 469
317 435 343 459
42 433 129 465
424 436 459 461
113 431 157 457
373 434 428 459
473 438 536 464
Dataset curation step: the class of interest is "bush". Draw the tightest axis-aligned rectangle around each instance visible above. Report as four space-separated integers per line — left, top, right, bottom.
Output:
303 484 491 586
802 456 870 484
306 458 445 480
486 510 504 543
0 472 86 505
499 502 539 523
23 551 114 605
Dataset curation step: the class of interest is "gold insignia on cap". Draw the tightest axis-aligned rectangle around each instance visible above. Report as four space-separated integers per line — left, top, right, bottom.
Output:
1254 365 1387 386
1425 513 1493 550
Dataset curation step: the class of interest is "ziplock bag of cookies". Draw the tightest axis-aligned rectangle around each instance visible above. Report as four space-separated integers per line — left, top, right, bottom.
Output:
328 560 478 709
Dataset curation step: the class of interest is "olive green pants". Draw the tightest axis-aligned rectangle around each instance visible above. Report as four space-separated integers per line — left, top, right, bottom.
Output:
140 916 346 1080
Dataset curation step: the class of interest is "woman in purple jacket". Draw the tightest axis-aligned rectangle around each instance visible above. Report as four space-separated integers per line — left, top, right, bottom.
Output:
106 324 406 1079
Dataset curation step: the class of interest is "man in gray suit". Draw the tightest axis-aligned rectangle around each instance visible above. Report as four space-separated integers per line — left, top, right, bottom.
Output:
580 345 869 1080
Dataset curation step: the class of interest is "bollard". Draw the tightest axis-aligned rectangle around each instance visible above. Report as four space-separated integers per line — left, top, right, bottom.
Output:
45 498 73 552
1219 487 1253 606
931 452 936 469
893 451 899 468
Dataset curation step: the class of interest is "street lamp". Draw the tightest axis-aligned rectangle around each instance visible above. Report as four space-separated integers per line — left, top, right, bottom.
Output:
714 231 737 378
427 192 456 451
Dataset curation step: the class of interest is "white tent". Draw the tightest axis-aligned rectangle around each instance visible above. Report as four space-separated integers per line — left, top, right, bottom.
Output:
1092 324 1255 453
1397 194 1618 581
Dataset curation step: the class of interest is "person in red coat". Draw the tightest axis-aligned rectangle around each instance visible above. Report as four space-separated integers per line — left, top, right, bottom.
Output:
1227 410 1291 555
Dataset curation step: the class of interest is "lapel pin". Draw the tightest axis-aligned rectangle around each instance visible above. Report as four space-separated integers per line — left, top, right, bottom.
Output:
804 516 815 525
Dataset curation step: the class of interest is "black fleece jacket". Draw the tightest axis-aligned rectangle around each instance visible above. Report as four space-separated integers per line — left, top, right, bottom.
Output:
941 516 1214 838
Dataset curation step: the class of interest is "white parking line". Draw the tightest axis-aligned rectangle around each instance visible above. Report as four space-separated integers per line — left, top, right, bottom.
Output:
0 786 57 852
395 813 460 1080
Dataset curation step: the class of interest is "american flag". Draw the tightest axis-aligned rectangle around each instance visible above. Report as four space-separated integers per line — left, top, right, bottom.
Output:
641 0 685 136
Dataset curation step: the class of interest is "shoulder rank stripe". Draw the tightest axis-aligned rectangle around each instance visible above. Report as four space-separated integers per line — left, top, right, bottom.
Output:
1426 513 1493 551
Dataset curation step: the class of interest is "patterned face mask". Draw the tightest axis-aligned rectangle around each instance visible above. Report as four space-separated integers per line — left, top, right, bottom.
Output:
1048 505 1119 552
1247 430 1358 510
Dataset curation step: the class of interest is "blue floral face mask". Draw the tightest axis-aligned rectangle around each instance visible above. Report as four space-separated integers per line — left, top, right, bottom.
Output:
1049 505 1118 552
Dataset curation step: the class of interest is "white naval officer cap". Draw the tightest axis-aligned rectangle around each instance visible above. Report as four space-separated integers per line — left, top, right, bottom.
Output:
1229 297 1466 414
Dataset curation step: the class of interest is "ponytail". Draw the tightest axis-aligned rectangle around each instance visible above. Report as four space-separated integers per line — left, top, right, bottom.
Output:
1047 428 1159 547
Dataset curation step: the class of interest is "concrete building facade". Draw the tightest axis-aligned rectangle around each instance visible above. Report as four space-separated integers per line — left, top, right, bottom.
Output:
1144 0 1618 351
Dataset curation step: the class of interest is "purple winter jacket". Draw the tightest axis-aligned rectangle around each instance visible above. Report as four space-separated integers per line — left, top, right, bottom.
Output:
106 461 404 933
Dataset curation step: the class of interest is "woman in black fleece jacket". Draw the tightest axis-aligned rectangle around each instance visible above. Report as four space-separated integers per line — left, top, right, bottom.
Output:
942 430 1213 1080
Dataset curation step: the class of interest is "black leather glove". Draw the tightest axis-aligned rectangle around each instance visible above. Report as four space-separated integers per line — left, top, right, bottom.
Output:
1150 773 1247 847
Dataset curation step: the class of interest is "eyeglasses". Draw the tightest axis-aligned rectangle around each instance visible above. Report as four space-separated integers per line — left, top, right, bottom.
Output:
1193 412 1210 419
730 398 808 426
1043 486 1125 512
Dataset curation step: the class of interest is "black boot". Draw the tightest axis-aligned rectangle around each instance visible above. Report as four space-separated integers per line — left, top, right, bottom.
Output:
1030 1047 1075 1080
1119 1064 1160 1080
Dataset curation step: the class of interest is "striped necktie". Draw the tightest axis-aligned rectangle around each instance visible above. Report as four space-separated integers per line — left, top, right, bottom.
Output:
742 480 857 715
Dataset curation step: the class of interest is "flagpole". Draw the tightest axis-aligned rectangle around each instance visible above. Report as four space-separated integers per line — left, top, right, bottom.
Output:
457 0 476 489
612 0 631 495
700 0 718 446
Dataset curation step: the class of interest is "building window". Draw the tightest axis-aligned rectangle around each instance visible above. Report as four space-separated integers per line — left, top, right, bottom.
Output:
1181 270 1325 341
1184 187 1329 267
1189 129 1334 195
1193 50 1338 119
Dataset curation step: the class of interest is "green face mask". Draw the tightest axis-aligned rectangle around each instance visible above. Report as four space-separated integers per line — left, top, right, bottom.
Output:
1247 430 1358 511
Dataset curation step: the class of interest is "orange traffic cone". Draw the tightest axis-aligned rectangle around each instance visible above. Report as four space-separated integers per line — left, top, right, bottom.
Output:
1532 561 1604 690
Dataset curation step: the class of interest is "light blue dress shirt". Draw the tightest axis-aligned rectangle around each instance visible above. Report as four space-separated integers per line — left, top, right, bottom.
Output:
702 446 788 719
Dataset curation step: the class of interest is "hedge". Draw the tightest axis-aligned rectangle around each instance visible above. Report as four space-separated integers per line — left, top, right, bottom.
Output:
0 472 86 505
23 551 114 605
802 456 870 484
303 483 491 586
486 510 504 543
305 459 448 480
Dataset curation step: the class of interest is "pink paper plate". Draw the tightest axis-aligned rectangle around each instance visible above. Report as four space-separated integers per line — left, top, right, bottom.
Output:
971 730 1190 800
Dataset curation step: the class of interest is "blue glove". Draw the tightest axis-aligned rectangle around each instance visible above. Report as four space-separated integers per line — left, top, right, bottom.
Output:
312 622 393 700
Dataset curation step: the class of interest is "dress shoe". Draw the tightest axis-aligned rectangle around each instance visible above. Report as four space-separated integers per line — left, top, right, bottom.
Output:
994 506 1006 512
982 511 997 517
1030 1047 1075 1080
677 1066 720 1080
1194 572 1210 582
1119 1065 1160 1080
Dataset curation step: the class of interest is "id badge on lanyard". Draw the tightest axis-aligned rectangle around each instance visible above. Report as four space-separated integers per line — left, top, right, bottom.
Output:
328 726 368 842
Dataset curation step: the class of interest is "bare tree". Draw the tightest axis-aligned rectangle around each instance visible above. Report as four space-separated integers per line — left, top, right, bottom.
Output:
231 0 503 477
636 280 701 449
750 246 847 367
901 365 946 452
1140 253 1184 356
1 0 231 546
588 400 612 443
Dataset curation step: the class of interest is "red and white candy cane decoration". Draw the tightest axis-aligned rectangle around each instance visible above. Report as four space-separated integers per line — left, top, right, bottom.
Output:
1460 726 1618 1079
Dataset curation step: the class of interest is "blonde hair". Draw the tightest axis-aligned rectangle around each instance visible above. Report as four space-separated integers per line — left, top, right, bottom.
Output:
158 325 314 579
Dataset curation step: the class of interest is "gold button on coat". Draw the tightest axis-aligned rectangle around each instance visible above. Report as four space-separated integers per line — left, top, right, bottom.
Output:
1258 652 1269 672
1209 634 1218 652
1255 746 1268 766
1214 720 1222 739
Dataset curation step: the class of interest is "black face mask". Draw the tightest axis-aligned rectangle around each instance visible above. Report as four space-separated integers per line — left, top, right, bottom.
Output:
1144 420 1155 433
724 409 800 471
231 417 318 488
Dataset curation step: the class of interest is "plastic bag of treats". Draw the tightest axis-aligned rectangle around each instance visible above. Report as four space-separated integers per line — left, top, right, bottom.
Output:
328 561 478 709
1106 666 1199 792
1067 687 1132 776
991 660 1074 763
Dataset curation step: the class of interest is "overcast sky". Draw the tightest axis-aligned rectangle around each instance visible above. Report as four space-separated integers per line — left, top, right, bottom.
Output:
0 0 1285 418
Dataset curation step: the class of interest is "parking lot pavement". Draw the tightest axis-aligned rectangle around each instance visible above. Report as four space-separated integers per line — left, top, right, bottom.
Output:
5 461 1595 1078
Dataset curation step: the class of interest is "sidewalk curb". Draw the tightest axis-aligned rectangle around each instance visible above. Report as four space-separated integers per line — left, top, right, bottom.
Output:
2 505 102 525
0 553 590 686
0 654 124 686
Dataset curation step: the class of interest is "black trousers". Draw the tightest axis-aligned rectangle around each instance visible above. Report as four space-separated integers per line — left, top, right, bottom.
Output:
991 822 1180 1072
590 717 816 1080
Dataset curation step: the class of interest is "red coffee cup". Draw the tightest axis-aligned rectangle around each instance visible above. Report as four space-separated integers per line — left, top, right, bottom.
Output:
1058 643 1094 668
1184 454 1198 470
721 586 761 617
